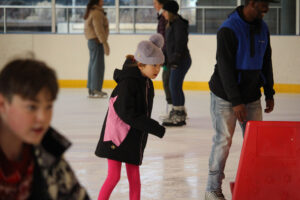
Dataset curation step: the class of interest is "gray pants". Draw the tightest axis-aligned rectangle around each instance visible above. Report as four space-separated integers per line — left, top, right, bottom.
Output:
87 39 105 92
206 92 262 192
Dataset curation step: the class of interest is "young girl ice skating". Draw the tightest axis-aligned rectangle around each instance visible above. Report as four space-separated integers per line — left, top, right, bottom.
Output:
95 34 166 200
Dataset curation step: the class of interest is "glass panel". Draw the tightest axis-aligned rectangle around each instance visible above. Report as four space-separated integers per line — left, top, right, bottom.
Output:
6 8 51 32
194 0 237 6
57 7 115 33
120 0 152 6
119 8 133 33
56 7 83 33
263 8 279 35
119 8 156 33
205 8 232 34
180 8 198 33
57 0 84 6
56 7 67 33
0 0 51 5
105 8 116 32
279 0 296 35
181 8 196 25
194 8 203 33
56 0 114 6
181 0 196 7
135 8 156 33
0 8 3 33
103 0 115 6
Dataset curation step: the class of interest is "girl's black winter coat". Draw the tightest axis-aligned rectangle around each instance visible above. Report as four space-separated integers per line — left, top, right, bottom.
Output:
95 67 165 165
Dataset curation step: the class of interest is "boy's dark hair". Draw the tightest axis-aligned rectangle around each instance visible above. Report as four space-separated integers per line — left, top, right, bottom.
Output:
0 59 59 102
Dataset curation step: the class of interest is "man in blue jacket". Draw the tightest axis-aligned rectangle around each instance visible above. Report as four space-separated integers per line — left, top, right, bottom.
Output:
205 0 276 199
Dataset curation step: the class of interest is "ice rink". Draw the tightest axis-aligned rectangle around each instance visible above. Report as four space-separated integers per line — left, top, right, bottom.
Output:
51 88 300 200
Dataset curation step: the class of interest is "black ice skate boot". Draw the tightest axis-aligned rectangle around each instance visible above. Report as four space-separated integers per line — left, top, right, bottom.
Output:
162 109 186 127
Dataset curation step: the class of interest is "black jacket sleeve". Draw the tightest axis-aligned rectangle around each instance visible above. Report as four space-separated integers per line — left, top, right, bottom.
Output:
114 79 165 138
217 27 243 106
169 20 188 66
262 32 275 100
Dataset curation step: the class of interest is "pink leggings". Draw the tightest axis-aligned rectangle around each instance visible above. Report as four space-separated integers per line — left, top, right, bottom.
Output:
98 159 141 200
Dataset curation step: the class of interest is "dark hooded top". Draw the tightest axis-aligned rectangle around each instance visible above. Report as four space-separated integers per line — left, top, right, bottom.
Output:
165 15 191 67
95 58 165 165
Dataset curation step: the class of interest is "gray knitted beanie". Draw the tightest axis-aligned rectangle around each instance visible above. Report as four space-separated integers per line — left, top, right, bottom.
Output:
134 34 165 65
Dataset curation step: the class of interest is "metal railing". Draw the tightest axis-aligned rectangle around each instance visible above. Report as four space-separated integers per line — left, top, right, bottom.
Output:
181 5 282 34
0 4 296 35
1 5 50 33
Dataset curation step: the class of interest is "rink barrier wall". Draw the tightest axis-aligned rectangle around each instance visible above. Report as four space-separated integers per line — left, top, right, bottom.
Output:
1 34 300 94
58 80 300 93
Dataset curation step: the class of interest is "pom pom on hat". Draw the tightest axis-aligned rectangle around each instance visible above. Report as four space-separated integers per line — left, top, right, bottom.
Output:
134 34 165 65
149 33 164 49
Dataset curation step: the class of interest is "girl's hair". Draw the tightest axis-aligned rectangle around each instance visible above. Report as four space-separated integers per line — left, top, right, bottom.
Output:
122 55 138 69
84 0 100 20
166 11 179 27
126 55 135 61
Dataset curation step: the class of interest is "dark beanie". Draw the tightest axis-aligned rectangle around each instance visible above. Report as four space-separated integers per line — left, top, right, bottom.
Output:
163 0 179 15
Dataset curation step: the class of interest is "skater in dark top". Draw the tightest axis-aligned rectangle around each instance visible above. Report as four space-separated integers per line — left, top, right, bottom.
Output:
161 0 192 127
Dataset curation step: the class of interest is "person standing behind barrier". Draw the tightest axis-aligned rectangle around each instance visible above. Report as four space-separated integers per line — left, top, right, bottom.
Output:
84 0 110 98
161 0 191 127
95 34 165 200
205 0 276 199
153 0 172 119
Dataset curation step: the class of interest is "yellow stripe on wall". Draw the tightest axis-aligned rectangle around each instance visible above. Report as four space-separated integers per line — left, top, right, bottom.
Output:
58 80 300 94
274 83 300 93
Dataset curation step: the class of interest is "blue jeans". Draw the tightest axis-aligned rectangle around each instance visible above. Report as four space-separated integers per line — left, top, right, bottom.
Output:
87 39 105 92
169 56 191 106
206 92 262 192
